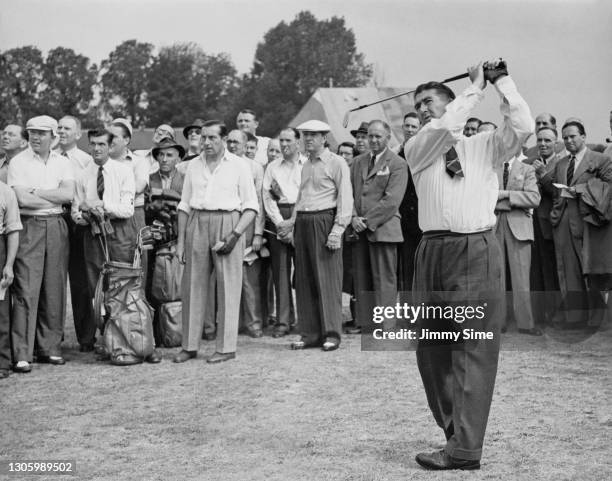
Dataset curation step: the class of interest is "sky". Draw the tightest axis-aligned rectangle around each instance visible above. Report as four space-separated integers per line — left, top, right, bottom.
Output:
1 0 611 142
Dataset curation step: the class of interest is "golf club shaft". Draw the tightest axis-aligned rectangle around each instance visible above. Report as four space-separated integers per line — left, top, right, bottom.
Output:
349 72 470 113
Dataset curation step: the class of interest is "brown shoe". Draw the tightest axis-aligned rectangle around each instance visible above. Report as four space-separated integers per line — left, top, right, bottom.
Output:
206 352 235 364
173 350 197 363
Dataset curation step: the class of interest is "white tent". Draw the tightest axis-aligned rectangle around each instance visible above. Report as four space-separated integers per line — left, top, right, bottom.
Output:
289 87 415 151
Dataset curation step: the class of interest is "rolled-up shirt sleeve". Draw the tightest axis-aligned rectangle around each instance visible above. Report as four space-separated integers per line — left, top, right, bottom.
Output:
491 76 535 167
405 84 484 175
3 188 22 233
178 162 193 214
330 159 353 236
262 165 283 226
104 164 135 218
238 162 259 214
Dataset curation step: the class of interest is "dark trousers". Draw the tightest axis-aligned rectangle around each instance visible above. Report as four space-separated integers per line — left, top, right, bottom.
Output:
268 205 296 331
414 230 503 461
530 220 559 324
67 221 96 346
352 235 398 327
11 215 69 361
294 209 342 346
83 218 138 300
0 237 10 370
240 222 264 332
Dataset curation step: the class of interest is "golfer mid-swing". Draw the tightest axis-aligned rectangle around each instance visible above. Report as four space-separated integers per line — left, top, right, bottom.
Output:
404 60 534 470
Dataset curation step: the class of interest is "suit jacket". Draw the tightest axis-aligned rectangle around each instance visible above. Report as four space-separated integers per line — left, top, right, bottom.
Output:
350 148 408 243
523 153 562 240
543 149 612 239
494 158 540 241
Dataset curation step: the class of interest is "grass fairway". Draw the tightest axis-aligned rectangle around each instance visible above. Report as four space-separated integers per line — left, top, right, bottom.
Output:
1 311 611 481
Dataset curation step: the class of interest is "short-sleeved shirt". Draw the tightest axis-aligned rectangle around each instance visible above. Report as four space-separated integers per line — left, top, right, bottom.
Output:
0 182 23 235
8 149 75 215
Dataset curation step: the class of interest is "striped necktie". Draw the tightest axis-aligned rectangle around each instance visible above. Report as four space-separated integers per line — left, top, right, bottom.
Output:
97 165 105 200
445 147 464 178
503 162 510 189
566 155 575 186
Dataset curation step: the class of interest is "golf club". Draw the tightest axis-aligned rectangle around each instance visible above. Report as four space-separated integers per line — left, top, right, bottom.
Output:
342 71 469 129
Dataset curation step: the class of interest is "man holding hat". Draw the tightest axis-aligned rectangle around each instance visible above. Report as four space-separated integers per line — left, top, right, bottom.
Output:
350 121 370 155
278 120 353 351
9 115 75 371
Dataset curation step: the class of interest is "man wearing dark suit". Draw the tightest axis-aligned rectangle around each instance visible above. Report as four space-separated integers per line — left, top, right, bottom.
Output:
350 120 408 333
523 127 562 323
541 120 612 328
495 154 541 334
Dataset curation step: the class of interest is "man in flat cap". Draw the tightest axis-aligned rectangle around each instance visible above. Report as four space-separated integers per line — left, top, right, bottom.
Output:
9 115 75 371
278 120 353 351
350 121 370 156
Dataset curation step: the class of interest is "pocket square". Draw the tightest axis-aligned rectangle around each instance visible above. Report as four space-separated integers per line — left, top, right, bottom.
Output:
376 167 390 176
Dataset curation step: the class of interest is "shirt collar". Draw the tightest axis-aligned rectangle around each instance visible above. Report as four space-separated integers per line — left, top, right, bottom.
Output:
310 148 332 163
573 146 587 163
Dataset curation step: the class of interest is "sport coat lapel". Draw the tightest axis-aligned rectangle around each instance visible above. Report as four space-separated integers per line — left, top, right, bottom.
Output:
571 149 591 185
366 148 390 180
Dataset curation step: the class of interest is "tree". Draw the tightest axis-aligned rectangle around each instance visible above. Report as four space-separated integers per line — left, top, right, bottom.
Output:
41 47 97 119
238 11 373 135
0 46 45 125
100 39 154 126
145 43 239 126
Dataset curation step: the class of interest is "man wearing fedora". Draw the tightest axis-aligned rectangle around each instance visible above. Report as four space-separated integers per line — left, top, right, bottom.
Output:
9 115 75 372
134 123 176 174
350 121 370 156
278 120 353 351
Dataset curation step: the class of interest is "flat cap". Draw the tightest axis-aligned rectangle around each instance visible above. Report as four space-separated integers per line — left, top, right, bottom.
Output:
296 120 331 133
112 118 133 137
26 115 58 133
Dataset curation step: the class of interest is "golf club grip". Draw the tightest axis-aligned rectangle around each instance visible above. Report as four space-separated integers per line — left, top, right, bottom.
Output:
442 72 469 84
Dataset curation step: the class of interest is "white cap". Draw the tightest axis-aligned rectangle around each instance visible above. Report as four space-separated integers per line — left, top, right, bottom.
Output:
296 120 331 133
26 115 58 135
112 118 133 137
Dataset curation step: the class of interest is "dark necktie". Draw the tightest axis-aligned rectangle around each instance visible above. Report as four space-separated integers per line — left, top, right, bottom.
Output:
566 155 575 186
61 151 68 158
503 162 510 189
97 165 105 200
445 147 464 178
369 153 377 173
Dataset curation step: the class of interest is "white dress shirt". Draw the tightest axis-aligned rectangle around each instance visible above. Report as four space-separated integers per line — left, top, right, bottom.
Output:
8 149 75 216
57 145 92 173
178 150 259 215
72 159 135 224
117 150 149 207
404 76 534 233
262 154 305 226
245 156 265 236
254 136 270 167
